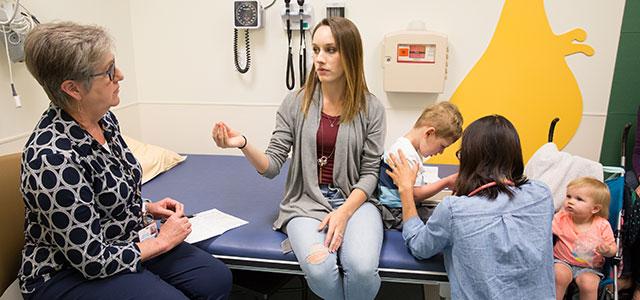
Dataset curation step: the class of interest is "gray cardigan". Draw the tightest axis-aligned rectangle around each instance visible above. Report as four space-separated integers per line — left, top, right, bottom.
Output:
263 88 386 231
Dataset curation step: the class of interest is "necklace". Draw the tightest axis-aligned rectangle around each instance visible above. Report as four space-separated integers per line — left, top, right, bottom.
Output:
318 153 333 168
318 113 339 174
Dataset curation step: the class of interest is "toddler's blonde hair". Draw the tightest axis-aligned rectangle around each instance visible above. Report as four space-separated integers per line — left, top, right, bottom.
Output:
567 177 610 218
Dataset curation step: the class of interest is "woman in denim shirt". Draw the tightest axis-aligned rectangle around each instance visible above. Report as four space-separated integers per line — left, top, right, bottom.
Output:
386 115 555 299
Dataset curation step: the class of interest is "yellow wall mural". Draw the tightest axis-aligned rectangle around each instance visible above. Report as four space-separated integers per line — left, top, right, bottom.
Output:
429 0 594 165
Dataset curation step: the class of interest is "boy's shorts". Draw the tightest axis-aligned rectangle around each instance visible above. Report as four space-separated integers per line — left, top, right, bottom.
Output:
382 203 435 230
554 259 604 279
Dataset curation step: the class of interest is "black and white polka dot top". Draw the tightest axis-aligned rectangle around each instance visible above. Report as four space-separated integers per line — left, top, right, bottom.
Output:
19 105 145 294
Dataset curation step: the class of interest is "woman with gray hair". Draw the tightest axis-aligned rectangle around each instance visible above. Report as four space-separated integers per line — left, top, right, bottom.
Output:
19 22 231 299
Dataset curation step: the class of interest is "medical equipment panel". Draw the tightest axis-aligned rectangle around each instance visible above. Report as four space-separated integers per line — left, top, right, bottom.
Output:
233 0 264 74
234 0 263 29
382 29 448 93
280 0 313 89
1 0 39 108
326 1 345 18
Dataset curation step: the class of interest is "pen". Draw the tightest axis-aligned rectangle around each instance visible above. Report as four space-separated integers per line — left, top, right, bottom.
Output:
160 214 195 224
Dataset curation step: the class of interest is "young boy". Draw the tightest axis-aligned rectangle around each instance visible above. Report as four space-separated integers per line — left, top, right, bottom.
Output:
378 102 463 229
553 177 616 300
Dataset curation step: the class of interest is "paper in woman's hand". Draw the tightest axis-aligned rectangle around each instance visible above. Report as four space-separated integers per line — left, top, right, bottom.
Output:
185 209 248 244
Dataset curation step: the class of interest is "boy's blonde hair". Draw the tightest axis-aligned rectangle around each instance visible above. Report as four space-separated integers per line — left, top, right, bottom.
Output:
414 102 463 143
567 177 611 218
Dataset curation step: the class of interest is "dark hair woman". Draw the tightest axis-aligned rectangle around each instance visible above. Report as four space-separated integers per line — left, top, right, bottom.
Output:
386 115 555 299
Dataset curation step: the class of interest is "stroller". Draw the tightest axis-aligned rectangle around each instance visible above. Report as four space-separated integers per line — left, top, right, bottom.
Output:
528 119 632 300
598 122 633 300
525 118 605 211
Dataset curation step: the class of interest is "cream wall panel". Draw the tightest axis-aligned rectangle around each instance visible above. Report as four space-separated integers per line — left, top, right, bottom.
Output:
112 104 143 139
1 0 625 162
562 114 608 162
546 0 624 114
137 102 278 155
0 134 28 154
135 102 606 162
128 0 624 161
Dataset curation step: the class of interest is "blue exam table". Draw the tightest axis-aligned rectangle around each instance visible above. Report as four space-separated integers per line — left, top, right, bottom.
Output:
142 154 453 284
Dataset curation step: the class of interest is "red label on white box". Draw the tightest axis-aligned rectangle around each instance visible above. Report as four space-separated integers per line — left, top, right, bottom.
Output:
397 44 436 64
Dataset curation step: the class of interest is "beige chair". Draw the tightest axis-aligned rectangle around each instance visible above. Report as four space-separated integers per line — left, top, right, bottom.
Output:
0 153 24 297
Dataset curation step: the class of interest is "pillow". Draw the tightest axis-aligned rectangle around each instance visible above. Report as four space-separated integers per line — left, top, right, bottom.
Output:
122 135 187 184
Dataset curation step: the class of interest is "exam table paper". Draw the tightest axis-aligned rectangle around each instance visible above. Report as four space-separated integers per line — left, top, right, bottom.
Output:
185 209 249 244
422 166 441 184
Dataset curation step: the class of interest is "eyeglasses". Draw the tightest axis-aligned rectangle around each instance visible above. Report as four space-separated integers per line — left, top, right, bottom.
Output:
90 60 116 82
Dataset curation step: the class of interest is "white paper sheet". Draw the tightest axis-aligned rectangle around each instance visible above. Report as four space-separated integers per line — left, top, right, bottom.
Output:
185 209 248 244
422 166 441 184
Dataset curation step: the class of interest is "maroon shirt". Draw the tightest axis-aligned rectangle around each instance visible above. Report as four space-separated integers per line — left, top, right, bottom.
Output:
317 113 340 184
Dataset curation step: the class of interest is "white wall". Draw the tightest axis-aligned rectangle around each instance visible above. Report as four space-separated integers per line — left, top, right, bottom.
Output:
0 0 140 154
0 0 626 162
128 0 625 161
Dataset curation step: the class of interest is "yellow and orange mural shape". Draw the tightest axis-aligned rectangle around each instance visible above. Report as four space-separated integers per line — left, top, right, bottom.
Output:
429 0 594 165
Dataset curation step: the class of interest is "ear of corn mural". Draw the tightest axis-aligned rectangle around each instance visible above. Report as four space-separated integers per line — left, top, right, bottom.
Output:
429 0 594 164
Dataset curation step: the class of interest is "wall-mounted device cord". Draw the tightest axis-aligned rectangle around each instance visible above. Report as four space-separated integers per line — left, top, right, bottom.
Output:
0 1 34 37
1 0 37 108
2 25 20 107
263 0 277 9
234 28 250 74
285 0 295 90
0 0 20 26
297 0 306 87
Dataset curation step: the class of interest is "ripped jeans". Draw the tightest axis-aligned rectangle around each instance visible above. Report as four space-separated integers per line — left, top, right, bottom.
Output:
286 185 383 300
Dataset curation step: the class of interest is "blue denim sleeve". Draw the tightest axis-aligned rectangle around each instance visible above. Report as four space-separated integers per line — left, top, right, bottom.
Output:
402 199 452 260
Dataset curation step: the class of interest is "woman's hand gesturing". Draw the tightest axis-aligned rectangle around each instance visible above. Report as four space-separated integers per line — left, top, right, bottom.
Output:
212 122 245 149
